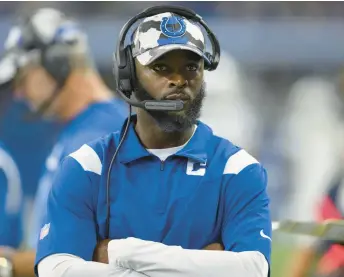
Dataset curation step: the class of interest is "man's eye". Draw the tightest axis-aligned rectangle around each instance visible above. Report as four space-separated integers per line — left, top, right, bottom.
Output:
153 65 168 72
186 64 198 71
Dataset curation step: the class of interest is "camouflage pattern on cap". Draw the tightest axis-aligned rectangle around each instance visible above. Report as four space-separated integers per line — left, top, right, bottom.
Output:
132 12 209 65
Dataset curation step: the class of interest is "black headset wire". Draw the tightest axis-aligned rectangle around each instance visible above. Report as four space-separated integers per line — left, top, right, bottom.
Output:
105 104 132 239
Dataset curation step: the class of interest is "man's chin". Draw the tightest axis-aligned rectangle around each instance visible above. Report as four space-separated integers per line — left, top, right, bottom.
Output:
167 110 187 117
149 113 193 133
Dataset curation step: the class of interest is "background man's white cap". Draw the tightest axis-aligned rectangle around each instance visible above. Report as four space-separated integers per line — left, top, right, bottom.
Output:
0 8 85 86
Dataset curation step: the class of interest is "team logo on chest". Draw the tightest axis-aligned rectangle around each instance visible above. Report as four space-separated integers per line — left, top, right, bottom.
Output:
186 159 207 176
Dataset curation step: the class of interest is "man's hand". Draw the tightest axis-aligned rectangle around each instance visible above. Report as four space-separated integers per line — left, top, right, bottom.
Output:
92 239 111 264
203 243 224 251
0 246 15 259
92 239 224 264
0 247 36 277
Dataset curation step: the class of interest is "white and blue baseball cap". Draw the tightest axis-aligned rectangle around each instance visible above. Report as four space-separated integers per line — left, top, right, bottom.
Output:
131 12 210 66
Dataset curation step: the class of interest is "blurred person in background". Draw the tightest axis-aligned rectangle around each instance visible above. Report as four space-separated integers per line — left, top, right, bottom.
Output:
283 76 344 277
283 77 342 224
0 72 62 254
287 173 344 277
0 141 22 251
0 8 127 277
311 177 344 277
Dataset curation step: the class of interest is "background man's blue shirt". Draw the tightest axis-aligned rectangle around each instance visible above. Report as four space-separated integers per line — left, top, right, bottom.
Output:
35 117 271 272
29 99 127 248
0 100 61 199
0 142 23 248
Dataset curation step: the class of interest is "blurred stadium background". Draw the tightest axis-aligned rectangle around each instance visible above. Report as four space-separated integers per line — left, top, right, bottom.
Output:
1 1 344 276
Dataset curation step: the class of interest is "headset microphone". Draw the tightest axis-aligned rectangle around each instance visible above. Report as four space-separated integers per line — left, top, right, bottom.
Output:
115 88 184 111
143 100 184 111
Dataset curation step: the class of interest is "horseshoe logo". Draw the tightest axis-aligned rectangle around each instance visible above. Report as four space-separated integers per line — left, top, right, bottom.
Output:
160 16 186 38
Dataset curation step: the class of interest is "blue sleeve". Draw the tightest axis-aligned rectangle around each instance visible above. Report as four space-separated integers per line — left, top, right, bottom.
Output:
0 169 22 248
34 156 98 272
222 163 271 264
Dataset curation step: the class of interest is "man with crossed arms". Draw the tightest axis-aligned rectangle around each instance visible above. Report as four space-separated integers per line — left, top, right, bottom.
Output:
35 7 272 277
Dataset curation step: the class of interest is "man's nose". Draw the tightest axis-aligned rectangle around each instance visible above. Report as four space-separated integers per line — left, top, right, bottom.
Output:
168 73 188 89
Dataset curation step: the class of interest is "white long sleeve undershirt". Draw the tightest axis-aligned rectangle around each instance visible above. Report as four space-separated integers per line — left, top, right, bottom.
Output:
109 238 268 277
38 238 268 277
38 253 147 277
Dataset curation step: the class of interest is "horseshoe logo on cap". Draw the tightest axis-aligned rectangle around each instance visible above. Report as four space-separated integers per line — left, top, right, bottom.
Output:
160 16 186 38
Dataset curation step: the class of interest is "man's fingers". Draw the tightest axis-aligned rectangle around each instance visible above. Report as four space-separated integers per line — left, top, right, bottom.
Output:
93 238 224 264
92 239 111 264
203 243 224 251
0 246 16 257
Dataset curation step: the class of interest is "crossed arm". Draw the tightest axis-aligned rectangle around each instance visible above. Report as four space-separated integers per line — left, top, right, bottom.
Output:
38 242 223 277
0 242 223 277
38 239 268 277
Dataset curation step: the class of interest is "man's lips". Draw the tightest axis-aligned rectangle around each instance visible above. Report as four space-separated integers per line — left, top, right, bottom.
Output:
164 93 191 101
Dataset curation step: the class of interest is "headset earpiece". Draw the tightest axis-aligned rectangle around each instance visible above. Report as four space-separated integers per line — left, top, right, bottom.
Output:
116 46 136 98
42 44 71 85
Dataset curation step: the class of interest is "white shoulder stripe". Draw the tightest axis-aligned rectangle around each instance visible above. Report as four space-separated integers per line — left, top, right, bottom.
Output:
0 147 22 214
69 144 102 175
223 149 258 175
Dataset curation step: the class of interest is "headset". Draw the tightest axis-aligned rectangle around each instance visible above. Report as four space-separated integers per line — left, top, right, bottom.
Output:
20 16 73 84
104 5 221 239
4 10 81 116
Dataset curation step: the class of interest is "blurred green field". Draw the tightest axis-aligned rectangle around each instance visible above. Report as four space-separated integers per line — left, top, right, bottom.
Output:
271 219 344 276
271 236 319 277
271 242 295 276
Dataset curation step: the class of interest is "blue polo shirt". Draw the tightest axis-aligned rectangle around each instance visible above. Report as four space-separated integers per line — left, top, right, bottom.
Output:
29 99 127 249
35 116 271 272
0 142 23 248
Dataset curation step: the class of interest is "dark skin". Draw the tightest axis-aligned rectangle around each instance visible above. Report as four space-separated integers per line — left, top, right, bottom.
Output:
134 49 204 149
93 50 223 263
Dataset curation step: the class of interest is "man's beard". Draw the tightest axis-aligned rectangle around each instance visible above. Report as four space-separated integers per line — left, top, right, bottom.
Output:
134 82 206 133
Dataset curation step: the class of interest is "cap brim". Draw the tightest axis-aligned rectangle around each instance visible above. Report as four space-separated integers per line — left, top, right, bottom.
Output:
0 53 17 86
136 44 210 66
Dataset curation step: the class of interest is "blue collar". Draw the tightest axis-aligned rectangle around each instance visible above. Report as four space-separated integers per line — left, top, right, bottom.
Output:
117 116 211 164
